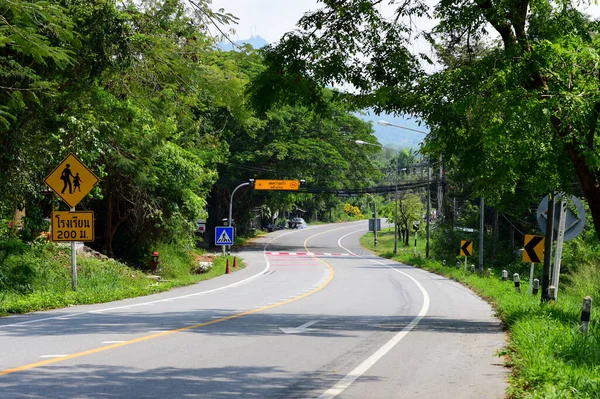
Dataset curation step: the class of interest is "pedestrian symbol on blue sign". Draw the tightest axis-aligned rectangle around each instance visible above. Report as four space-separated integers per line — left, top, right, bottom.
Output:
215 226 234 246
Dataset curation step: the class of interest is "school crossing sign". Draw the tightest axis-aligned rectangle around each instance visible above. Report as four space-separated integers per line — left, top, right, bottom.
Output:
44 153 99 208
215 226 234 246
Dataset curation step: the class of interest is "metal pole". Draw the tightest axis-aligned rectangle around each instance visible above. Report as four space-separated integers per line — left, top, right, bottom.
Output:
71 206 77 291
437 155 443 220
479 197 484 274
426 157 430 258
394 149 398 254
228 181 251 255
542 193 556 302
366 193 377 247
551 196 567 300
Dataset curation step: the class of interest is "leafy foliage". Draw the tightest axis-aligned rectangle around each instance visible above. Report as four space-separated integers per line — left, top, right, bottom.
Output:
249 0 600 240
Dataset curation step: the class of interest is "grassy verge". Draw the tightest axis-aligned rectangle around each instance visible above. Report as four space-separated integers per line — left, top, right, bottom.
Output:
360 230 600 399
0 240 245 316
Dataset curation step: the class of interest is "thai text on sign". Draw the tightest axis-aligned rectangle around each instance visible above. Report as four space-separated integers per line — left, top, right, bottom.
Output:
51 211 95 242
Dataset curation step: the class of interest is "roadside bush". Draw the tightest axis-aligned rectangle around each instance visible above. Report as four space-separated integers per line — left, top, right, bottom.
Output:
151 243 196 280
0 238 37 294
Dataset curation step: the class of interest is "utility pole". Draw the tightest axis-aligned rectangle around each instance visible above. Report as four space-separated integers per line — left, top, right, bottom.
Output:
542 193 555 302
478 197 484 274
426 158 431 258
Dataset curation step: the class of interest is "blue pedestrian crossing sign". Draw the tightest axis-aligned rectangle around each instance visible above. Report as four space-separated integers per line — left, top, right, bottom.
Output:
215 226 234 246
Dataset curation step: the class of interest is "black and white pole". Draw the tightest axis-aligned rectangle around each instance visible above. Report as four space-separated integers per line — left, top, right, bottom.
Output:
581 296 592 334
456 261 460 269
443 260 446 267
513 273 521 293
502 270 508 282
532 279 539 296
470 264 475 273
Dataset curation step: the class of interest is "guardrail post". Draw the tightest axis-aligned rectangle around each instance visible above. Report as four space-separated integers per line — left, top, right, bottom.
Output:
502 270 508 282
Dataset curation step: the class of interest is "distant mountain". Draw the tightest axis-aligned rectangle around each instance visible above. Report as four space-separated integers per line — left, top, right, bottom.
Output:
357 111 429 151
216 38 426 150
218 35 269 51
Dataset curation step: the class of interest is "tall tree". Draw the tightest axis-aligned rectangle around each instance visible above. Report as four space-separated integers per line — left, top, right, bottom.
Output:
248 0 600 239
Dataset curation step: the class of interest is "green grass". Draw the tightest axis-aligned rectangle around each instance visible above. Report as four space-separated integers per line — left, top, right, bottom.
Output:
0 240 244 316
360 230 600 399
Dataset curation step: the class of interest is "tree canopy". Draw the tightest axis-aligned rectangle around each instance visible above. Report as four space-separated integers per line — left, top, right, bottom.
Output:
249 0 600 239
0 0 382 262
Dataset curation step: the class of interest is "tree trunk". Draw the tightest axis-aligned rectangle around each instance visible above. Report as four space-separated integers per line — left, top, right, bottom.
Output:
103 189 114 256
564 142 600 240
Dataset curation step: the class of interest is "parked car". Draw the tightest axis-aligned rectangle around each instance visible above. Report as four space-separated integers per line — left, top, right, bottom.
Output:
289 217 307 229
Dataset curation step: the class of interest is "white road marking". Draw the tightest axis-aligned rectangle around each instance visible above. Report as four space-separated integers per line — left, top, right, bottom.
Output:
279 320 319 334
317 229 431 399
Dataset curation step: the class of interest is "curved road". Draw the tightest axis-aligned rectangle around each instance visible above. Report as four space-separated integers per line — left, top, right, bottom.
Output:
0 221 507 398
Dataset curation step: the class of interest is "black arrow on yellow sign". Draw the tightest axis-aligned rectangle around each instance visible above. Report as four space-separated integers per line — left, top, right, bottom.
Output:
460 240 472 257
523 234 544 264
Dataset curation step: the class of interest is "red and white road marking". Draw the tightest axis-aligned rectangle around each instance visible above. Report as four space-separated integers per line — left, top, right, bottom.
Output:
265 252 355 257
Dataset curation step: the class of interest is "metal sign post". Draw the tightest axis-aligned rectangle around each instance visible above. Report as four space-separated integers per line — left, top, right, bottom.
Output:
551 197 568 300
71 207 77 291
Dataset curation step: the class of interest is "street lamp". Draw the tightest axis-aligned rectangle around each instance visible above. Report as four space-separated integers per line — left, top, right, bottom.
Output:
226 179 255 255
356 140 399 254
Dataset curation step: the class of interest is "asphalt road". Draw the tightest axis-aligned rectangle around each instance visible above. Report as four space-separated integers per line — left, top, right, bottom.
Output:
0 221 507 398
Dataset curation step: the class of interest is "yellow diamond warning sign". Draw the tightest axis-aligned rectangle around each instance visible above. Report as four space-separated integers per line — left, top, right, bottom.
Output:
44 153 99 208
51 211 94 242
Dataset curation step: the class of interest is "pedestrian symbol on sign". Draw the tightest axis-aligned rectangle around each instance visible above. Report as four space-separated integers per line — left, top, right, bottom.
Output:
215 226 234 246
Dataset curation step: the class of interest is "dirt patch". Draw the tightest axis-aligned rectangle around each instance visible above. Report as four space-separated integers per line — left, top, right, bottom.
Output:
195 254 216 262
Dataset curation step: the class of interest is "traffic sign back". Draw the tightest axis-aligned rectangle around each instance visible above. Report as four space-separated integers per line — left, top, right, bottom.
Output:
45 153 99 208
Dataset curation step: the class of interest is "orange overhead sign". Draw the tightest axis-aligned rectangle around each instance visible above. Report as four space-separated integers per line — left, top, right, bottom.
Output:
254 179 300 191
44 153 99 208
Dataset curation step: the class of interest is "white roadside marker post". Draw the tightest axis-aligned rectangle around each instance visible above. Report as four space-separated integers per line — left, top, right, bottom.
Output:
581 296 592 334
513 273 521 293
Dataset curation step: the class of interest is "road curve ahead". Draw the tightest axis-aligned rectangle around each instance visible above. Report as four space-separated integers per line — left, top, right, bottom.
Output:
0 221 507 398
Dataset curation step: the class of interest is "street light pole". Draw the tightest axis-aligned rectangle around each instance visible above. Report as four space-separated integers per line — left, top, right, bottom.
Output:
356 140 398 254
227 179 254 255
365 193 377 247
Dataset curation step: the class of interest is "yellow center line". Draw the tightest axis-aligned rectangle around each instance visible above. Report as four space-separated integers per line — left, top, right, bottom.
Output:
0 225 349 377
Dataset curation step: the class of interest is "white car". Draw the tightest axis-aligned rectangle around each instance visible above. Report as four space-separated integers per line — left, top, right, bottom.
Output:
290 217 307 229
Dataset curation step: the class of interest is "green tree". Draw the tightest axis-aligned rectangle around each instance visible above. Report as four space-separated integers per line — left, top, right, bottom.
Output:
248 0 600 240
